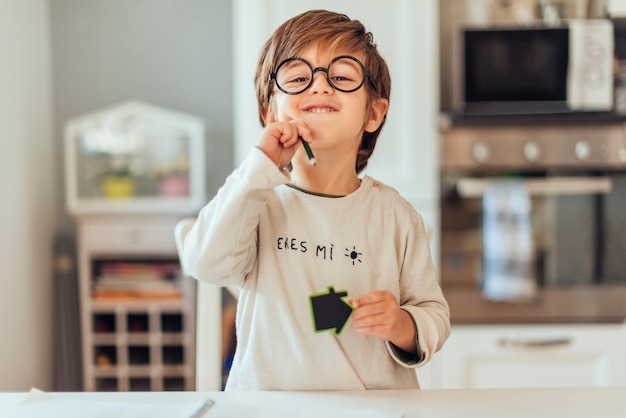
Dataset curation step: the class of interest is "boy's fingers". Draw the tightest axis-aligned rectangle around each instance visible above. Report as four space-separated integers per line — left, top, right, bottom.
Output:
353 291 389 307
348 298 361 309
283 118 313 144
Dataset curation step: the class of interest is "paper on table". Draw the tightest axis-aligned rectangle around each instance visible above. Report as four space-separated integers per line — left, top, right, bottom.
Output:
2 388 213 418
206 401 402 418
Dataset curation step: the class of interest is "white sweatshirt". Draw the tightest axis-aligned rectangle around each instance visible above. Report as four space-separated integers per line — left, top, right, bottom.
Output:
183 147 450 390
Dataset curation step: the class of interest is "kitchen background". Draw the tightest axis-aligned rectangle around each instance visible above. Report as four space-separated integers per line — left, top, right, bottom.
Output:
2 0 626 392
1 0 232 391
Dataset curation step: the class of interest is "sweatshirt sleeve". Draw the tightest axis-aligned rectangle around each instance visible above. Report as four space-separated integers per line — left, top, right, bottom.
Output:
385 210 451 368
181 147 288 288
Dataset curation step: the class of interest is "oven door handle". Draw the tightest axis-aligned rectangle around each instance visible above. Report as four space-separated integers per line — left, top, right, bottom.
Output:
456 176 613 198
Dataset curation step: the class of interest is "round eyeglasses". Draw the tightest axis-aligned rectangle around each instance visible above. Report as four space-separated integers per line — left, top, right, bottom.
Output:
268 55 377 101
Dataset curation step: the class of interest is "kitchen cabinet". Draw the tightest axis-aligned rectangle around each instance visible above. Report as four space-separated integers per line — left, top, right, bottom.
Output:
427 324 626 389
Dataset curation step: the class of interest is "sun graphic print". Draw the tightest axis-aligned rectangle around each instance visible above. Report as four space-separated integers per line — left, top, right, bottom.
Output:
344 246 363 265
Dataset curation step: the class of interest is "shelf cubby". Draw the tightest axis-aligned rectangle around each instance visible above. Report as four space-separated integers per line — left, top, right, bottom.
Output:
93 313 116 333
127 313 149 334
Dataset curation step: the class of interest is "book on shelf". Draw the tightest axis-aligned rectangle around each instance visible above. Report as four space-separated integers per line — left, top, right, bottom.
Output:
93 276 181 298
91 260 183 300
91 289 182 300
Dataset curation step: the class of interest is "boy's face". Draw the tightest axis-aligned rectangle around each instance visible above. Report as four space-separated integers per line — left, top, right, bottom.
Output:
264 46 388 159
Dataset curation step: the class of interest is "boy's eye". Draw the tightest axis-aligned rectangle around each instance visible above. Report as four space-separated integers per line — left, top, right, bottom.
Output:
277 60 312 89
331 75 354 82
287 76 310 84
329 59 362 87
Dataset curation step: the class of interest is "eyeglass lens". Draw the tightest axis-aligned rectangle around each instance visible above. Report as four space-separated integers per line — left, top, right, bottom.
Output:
275 56 366 94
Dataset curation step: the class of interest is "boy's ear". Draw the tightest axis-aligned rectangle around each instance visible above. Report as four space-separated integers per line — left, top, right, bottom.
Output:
262 102 277 125
364 98 389 133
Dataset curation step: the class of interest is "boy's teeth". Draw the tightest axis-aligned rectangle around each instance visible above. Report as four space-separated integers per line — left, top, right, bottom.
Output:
308 107 334 113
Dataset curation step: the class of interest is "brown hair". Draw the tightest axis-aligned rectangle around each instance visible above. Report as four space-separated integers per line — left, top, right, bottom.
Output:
254 9 391 173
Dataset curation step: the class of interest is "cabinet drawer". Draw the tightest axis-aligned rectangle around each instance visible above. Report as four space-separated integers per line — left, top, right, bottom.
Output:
430 324 626 389
81 217 179 250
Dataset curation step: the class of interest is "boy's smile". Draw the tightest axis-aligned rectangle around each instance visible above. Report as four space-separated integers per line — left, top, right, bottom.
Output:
303 104 337 113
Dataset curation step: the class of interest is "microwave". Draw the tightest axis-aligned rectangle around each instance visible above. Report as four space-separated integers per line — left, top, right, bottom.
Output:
452 20 614 116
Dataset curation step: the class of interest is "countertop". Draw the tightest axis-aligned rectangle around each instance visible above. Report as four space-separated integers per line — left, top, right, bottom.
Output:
444 284 626 324
1 387 626 418
441 109 626 127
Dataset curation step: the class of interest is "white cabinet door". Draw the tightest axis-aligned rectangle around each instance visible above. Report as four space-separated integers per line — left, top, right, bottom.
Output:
429 324 626 389
232 0 441 260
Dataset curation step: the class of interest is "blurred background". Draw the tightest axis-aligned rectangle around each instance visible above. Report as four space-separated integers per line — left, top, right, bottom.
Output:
2 0 626 394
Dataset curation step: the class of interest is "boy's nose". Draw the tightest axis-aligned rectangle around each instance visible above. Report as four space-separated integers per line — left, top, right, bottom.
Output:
309 68 333 94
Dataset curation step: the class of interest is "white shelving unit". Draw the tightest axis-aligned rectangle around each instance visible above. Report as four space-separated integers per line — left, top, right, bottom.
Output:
77 215 198 392
65 100 206 215
65 101 207 391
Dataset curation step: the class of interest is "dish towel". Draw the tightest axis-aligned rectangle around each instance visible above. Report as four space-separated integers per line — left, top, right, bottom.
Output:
482 179 537 302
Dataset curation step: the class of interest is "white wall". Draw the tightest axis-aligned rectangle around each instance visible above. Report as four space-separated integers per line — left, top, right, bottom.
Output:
49 0 234 234
233 0 440 260
0 0 55 390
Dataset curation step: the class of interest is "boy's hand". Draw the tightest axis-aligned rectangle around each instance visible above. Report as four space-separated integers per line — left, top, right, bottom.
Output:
257 121 312 169
349 291 417 353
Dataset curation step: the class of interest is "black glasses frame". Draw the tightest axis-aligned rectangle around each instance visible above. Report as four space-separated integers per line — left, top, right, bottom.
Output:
267 55 378 102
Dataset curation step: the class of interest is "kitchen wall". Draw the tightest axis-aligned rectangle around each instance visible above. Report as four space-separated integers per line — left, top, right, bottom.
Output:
0 1 55 391
49 0 233 232
232 0 441 244
0 0 232 391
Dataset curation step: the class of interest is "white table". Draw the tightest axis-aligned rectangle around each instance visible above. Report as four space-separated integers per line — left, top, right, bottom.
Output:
1 387 625 417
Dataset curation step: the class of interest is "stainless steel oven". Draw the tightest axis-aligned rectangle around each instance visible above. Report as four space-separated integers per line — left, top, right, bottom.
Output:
440 122 626 300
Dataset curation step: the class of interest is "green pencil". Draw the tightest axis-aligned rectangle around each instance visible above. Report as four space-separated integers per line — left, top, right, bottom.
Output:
300 137 316 166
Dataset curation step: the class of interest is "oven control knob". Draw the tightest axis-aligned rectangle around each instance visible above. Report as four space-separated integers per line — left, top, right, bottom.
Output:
524 141 541 162
575 140 591 161
472 142 490 163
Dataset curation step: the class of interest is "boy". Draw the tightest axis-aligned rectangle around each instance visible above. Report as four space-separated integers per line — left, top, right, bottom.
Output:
182 9 450 390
